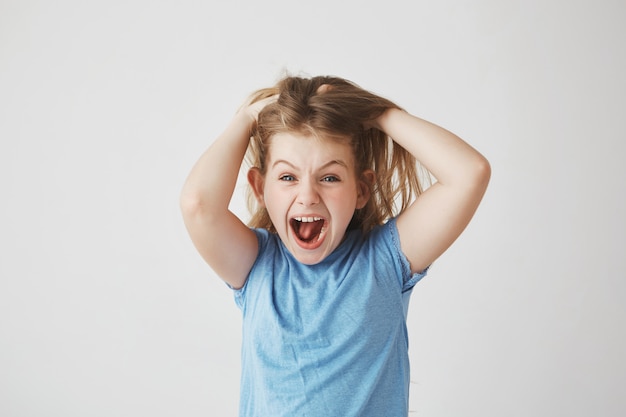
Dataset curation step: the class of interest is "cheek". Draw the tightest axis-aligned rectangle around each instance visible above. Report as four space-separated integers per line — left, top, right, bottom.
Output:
327 189 359 217
262 186 289 216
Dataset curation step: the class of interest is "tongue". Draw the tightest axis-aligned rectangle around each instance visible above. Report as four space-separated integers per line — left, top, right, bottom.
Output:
298 220 323 242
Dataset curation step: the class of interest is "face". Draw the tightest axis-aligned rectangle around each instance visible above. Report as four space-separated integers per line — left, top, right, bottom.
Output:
249 132 371 265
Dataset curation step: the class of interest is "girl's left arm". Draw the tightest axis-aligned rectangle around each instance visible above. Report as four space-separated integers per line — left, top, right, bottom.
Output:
375 108 491 274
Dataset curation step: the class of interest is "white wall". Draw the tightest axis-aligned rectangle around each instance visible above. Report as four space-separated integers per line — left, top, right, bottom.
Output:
1 1 624 416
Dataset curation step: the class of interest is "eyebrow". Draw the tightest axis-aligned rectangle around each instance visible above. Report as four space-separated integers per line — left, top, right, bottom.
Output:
271 159 349 170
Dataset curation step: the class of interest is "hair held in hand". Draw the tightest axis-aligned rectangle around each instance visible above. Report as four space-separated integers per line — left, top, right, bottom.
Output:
245 75 430 234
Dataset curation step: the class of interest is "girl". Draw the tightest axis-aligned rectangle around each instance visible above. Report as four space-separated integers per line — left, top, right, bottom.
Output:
180 75 490 416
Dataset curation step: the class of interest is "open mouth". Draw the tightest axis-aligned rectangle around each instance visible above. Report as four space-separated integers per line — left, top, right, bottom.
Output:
290 216 327 247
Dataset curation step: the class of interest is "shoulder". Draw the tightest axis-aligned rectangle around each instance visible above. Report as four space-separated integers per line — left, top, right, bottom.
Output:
232 228 283 305
364 218 400 252
365 218 429 290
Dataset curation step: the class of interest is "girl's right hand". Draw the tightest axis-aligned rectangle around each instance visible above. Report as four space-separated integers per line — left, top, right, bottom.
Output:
240 94 279 125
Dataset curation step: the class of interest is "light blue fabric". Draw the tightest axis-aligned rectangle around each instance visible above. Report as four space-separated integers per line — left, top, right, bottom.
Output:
233 218 428 417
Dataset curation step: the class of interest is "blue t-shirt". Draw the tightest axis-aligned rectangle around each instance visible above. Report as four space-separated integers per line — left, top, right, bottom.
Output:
233 218 427 417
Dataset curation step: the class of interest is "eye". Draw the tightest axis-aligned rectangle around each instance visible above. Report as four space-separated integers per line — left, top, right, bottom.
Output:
321 175 340 183
279 174 296 182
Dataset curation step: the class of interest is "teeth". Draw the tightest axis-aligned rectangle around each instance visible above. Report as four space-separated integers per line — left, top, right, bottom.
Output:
294 217 322 223
317 226 326 242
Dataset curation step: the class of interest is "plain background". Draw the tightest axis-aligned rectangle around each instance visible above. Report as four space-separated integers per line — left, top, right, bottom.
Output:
1 0 625 416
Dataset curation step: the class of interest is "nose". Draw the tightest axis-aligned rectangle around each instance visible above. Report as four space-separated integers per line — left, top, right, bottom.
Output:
296 179 320 206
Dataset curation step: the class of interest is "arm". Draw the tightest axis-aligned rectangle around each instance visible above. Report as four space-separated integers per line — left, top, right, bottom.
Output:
375 108 491 273
180 100 271 289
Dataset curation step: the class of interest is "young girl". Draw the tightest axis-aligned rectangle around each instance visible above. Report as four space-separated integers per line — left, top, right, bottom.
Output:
181 75 490 416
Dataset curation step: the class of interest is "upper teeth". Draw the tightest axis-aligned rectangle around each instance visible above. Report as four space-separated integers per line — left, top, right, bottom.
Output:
294 217 322 223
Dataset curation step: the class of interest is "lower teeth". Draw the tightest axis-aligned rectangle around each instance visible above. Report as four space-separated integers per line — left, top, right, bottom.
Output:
316 228 326 242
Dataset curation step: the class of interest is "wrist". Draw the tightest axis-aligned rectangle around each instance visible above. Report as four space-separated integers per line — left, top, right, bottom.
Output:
232 108 256 133
374 108 400 132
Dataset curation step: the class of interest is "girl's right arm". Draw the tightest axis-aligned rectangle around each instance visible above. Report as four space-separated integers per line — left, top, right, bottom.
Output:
180 101 268 289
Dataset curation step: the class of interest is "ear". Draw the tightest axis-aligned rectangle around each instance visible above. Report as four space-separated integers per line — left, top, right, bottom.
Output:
356 169 375 209
247 167 266 207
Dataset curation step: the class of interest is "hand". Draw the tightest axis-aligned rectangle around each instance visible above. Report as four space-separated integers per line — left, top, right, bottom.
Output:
240 94 279 125
363 108 393 131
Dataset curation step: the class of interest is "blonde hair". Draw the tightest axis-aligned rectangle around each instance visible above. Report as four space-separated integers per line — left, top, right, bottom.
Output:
245 75 429 234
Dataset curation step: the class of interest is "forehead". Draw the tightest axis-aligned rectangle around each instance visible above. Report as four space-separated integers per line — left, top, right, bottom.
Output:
267 132 355 168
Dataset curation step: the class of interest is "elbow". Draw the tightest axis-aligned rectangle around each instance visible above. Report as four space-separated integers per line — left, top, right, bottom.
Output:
475 155 491 188
180 189 210 220
462 154 491 193
180 180 231 225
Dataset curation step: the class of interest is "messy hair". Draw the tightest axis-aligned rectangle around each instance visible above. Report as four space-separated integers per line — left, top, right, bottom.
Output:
245 74 429 234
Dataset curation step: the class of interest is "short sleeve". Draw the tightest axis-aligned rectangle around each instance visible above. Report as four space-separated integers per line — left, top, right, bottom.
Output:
385 218 429 292
231 228 270 309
